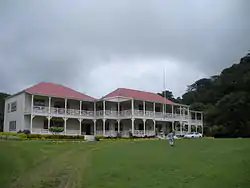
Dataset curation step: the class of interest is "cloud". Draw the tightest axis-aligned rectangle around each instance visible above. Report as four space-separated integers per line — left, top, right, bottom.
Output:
0 0 249 98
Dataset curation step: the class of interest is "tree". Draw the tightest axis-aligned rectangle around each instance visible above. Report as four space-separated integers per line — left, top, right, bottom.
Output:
179 52 250 137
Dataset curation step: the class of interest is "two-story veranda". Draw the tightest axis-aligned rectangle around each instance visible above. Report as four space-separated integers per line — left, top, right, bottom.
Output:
6 82 203 137
95 88 203 137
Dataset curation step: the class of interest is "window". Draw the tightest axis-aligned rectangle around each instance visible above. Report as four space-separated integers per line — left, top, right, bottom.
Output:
34 99 45 106
7 104 10 113
10 102 17 112
139 104 143 110
9 121 16 131
155 107 160 112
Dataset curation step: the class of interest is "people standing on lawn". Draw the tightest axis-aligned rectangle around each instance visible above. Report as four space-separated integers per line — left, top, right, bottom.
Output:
166 131 175 146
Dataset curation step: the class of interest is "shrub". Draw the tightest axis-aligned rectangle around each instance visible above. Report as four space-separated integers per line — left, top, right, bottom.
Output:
49 127 64 134
94 136 102 141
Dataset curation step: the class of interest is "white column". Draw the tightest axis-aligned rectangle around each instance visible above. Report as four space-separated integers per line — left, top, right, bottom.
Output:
93 120 96 135
94 101 96 117
103 100 106 117
117 120 120 132
64 117 67 134
48 97 51 114
103 119 106 136
47 116 51 129
143 119 146 136
172 121 174 131
162 104 165 115
65 98 67 116
131 118 134 134
153 120 156 134
131 99 134 116
143 101 146 116
79 101 82 116
30 95 34 132
153 103 155 118
118 101 120 119
79 118 82 135
172 105 174 118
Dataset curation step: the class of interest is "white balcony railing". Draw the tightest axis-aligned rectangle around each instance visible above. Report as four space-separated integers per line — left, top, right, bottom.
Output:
31 106 202 124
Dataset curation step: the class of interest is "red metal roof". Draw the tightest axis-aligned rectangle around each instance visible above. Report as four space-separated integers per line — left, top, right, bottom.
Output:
25 82 95 100
103 88 175 104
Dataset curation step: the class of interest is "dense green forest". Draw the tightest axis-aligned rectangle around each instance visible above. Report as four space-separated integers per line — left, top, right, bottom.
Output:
159 53 250 137
0 92 10 131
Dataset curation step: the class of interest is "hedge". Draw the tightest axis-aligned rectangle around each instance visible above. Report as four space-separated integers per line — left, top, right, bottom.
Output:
94 135 157 141
0 132 85 141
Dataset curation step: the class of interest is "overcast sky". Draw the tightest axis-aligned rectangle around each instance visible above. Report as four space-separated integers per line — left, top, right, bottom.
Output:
0 0 249 98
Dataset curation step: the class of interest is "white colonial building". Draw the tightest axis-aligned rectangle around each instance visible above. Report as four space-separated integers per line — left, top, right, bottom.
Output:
4 82 203 137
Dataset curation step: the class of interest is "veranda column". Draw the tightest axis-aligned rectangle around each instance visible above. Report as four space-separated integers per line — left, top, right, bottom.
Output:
47 116 51 130
179 106 182 134
131 99 134 116
103 100 106 117
103 119 106 136
153 120 156 135
172 105 174 118
143 119 146 136
93 119 96 135
172 121 174 131
79 118 82 135
117 119 120 133
153 103 155 118
131 118 134 135
143 101 146 117
64 117 68 134
64 98 67 134
79 101 82 116
162 104 165 116
48 97 51 114
187 107 191 133
30 95 34 133
94 101 96 117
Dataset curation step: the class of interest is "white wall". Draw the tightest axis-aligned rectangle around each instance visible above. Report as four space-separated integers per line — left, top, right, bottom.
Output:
4 92 25 132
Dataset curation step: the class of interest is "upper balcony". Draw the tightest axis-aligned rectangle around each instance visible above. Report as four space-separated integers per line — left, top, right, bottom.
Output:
27 106 202 125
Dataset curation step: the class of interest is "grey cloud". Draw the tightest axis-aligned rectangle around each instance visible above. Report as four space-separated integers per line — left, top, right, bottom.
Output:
0 0 250 96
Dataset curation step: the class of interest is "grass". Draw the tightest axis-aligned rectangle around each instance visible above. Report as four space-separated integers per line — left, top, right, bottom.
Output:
0 139 250 188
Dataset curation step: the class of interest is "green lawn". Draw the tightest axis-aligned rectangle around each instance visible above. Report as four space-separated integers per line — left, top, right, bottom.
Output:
0 139 250 188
